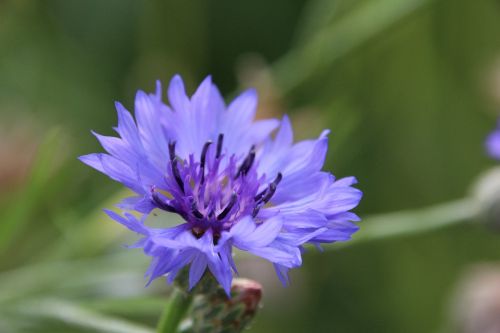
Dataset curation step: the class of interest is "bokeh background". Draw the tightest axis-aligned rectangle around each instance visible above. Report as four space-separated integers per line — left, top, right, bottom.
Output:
2 0 500 332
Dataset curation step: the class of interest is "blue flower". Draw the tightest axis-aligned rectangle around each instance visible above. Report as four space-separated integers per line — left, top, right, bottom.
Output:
487 121 500 159
80 75 362 294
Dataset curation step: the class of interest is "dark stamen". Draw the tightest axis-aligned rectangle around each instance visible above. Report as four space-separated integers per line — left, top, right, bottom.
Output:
217 193 237 220
236 145 256 177
253 173 283 218
191 201 204 219
255 172 283 203
216 134 224 159
252 203 262 218
261 183 277 204
273 172 283 186
200 140 212 183
261 173 282 204
168 141 176 162
151 191 177 213
169 141 184 193
254 189 266 202
171 159 184 193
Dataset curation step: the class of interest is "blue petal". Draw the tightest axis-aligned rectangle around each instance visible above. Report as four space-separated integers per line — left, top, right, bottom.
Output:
189 254 208 290
134 90 170 168
114 102 142 150
281 209 328 229
166 250 195 284
79 153 143 193
277 227 328 246
92 131 137 163
167 75 190 112
282 136 328 176
268 176 362 219
117 196 156 214
274 264 291 285
104 210 149 235
145 250 178 286
224 89 257 130
319 186 363 217
247 245 299 267
258 131 329 198
218 89 260 157
197 231 232 295
310 222 359 242
275 115 293 147
230 216 282 248
272 172 331 203
249 119 280 145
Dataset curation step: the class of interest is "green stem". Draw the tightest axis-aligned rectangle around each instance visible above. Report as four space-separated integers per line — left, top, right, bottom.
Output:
156 287 193 333
327 198 480 250
273 0 434 95
21 299 154 333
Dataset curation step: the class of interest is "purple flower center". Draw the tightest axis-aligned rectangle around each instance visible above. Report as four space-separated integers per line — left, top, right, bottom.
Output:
151 134 282 239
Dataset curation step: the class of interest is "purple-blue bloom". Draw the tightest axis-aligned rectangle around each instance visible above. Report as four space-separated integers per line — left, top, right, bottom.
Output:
486 121 500 159
80 75 362 294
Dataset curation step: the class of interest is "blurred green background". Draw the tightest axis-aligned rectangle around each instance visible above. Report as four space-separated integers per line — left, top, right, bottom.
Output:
1 0 500 332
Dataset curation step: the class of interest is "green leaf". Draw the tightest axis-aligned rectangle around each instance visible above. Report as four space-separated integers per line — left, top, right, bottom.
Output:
17 299 154 333
0 252 150 305
273 0 435 94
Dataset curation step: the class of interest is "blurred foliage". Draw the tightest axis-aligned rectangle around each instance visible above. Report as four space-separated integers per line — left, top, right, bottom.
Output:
1 0 500 332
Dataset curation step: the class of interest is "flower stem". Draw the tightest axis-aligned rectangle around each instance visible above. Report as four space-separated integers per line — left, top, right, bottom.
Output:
328 198 480 250
156 287 193 333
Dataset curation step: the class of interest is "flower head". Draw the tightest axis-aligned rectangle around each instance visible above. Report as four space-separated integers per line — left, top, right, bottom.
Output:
80 75 362 294
487 121 500 159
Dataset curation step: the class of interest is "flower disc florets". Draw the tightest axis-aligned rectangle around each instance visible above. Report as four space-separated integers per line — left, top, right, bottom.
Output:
154 137 281 239
80 75 362 294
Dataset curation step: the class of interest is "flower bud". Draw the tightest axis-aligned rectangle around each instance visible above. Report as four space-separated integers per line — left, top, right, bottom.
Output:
181 278 262 333
449 264 500 333
472 167 500 230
